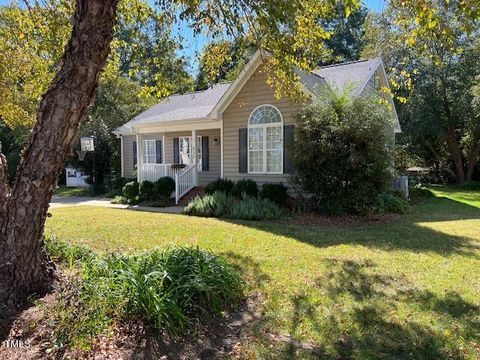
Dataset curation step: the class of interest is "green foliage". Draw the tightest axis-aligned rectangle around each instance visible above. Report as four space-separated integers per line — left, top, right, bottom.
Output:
154 177 175 198
184 191 284 220
232 179 259 199
122 181 139 204
458 181 480 191
409 185 434 204
379 191 409 214
111 176 130 196
291 89 394 215
139 180 155 200
260 183 288 206
205 178 235 195
110 195 128 205
229 195 285 220
45 236 94 264
45 240 244 348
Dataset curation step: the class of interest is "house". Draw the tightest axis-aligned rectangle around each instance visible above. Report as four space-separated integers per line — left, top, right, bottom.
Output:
114 50 401 204
65 166 89 188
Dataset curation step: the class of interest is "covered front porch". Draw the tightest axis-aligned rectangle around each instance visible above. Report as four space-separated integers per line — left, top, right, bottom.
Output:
121 122 222 204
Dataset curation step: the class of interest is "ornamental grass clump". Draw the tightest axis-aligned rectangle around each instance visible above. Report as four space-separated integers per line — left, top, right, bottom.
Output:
45 239 244 349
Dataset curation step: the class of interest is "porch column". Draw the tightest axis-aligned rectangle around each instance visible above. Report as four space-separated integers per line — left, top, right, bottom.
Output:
191 129 198 186
136 132 143 183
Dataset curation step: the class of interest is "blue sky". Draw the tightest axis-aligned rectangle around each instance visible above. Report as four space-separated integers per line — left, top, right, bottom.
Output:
0 0 386 73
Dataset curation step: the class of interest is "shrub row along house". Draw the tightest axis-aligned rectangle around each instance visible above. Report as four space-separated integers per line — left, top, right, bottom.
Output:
114 50 401 204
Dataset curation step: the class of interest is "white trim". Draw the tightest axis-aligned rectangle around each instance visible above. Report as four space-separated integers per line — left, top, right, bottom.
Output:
120 135 124 177
247 104 284 175
162 135 166 164
135 133 142 182
209 49 265 118
132 119 220 134
220 117 224 178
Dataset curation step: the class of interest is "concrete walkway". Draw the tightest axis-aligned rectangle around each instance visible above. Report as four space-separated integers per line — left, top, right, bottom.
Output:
49 196 184 214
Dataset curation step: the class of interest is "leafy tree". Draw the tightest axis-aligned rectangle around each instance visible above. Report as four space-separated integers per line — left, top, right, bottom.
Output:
291 88 394 215
362 2 480 183
195 38 257 90
319 2 368 63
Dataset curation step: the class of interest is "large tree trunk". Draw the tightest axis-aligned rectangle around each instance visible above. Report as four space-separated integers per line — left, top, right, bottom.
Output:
0 0 119 311
445 124 466 183
466 141 480 181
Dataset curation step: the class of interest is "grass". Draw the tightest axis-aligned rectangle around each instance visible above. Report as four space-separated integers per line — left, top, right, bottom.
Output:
55 186 90 197
45 186 480 359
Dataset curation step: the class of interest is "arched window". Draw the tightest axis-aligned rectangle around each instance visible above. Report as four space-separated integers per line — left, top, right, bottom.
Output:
248 105 283 174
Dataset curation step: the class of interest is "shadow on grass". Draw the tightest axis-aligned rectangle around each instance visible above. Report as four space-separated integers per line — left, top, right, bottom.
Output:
221 197 480 257
269 259 479 359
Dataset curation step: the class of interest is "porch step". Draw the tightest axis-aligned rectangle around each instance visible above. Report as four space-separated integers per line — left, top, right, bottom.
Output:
178 187 205 206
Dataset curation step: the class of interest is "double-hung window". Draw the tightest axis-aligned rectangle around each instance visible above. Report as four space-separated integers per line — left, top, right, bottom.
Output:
142 139 157 164
248 105 283 174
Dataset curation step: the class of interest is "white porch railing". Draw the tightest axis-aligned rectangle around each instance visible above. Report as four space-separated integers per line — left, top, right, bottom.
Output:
140 163 196 204
141 164 177 182
175 165 195 204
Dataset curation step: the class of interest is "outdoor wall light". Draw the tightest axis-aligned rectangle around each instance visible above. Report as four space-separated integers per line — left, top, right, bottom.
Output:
213 137 219 145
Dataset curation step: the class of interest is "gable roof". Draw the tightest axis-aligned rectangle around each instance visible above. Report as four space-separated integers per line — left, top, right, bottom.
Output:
115 50 400 134
313 58 382 96
114 83 231 134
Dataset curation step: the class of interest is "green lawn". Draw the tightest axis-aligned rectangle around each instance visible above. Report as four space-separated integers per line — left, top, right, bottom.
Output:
45 187 480 359
55 186 90 197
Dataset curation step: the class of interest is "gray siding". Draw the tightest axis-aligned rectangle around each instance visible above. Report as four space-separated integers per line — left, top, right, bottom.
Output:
222 65 306 185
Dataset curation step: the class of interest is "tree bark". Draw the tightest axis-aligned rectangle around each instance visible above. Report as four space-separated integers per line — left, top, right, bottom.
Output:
0 0 119 311
466 141 480 181
445 124 465 183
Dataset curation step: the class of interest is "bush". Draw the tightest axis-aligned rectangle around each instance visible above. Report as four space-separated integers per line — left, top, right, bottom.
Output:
46 240 244 348
110 195 127 205
232 179 258 198
229 195 284 220
291 89 394 215
379 191 409 214
139 180 155 200
458 180 480 190
154 177 175 198
111 176 129 196
184 191 284 220
122 181 139 202
205 178 235 195
260 183 288 206
409 185 434 203
183 191 231 218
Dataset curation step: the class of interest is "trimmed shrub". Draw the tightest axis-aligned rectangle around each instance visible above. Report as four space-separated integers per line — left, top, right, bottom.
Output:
183 192 284 220
205 178 235 195
229 196 284 220
291 90 394 215
111 176 129 196
232 179 258 198
110 195 127 205
154 177 175 198
379 191 409 214
183 191 230 218
45 240 244 348
139 180 155 200
409 185 434 204
260 183 288 206
123 181 139 204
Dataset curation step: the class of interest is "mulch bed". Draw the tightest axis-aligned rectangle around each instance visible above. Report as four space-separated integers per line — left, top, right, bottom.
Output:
0 280 264 360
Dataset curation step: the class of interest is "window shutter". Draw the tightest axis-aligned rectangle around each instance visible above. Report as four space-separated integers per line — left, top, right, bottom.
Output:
202 136 209 171
133 140 137 166
155 139 162 164
173 138 179 163
239 128 248 173
283 125 294 174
